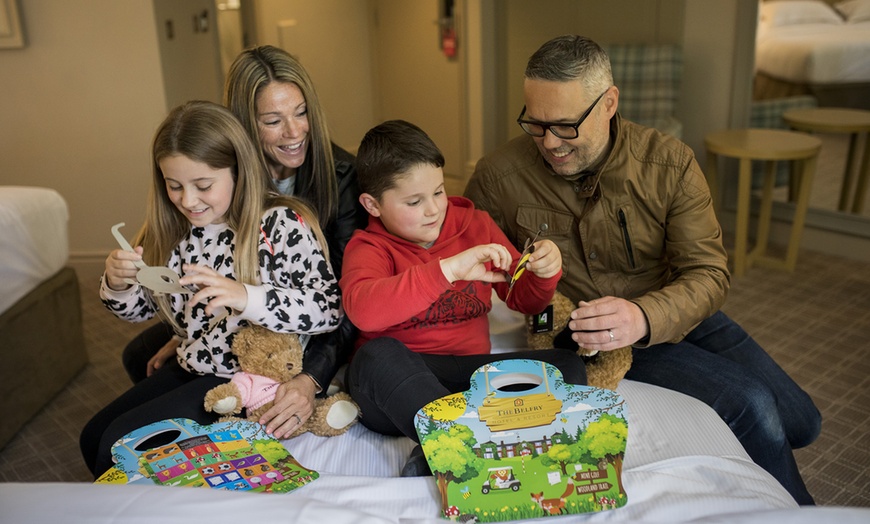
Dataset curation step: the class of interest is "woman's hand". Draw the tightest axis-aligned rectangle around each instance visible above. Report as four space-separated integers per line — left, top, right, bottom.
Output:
440 243 512 284
258 374 318 439
179 264 248 316
146 337 180 378
104 247 144 291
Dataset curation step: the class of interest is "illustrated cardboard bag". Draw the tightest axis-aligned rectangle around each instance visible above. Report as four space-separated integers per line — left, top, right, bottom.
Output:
95 418 317 493
414 359 628 521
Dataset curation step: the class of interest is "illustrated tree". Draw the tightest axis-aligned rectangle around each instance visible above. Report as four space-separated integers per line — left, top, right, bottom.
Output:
576 413 628 494
254 439 290 464
540 442 583 476
421 423 485 513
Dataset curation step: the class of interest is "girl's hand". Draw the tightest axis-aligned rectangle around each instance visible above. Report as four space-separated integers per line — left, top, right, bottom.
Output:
524 239 562 280
104 246 144 291
259 374 318 439
440 243 512 284
179 264 248 315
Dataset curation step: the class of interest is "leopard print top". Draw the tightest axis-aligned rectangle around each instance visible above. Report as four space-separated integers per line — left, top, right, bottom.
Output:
101 207 342 375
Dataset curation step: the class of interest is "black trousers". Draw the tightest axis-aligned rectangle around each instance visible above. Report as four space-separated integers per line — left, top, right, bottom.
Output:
79 357 228 478
345 337 587 441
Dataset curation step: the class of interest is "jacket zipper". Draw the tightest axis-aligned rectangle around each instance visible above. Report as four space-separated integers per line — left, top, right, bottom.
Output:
618 209 636 269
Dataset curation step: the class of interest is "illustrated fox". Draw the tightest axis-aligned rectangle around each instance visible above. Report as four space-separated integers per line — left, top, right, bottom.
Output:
530 478 575 515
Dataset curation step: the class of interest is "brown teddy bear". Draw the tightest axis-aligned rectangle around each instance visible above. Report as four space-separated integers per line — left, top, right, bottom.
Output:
203 324 359 438
527 291 633 391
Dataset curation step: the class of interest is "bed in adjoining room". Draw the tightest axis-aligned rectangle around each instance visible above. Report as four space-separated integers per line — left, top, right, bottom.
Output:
754 0 870 110
0 186 88 449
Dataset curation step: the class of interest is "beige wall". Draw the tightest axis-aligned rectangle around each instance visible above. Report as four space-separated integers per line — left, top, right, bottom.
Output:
0 0 166 267
2 0 864 266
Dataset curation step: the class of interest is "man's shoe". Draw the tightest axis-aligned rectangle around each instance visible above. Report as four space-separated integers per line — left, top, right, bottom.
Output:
400 444 431 477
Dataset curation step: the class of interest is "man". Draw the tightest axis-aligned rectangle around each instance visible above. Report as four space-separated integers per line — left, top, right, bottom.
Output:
464 34 820 505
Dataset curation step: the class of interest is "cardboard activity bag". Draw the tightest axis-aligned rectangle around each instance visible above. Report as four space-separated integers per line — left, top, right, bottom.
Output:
414 359 628 521
95 418 317 493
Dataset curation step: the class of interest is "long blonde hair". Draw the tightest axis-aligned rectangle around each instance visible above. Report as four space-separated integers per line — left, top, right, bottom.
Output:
136 101 328 328
224 45 338 227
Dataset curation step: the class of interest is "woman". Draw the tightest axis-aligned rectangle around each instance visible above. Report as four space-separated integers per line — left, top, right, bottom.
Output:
122 46 367 439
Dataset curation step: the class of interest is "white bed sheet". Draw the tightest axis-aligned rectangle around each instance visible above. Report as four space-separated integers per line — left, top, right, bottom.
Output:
755 22 870 84
0 380 809 524
0 186 69 315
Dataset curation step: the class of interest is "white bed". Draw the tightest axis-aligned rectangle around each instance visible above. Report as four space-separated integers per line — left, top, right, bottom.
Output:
0 186 69 315
0 186 87 449
754 0 870 109
3 294 870 522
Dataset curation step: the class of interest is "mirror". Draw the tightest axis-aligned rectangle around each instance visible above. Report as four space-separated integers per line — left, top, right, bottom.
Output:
753 0 870 230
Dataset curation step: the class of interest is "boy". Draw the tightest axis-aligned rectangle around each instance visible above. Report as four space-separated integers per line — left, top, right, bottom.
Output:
340 120 586 476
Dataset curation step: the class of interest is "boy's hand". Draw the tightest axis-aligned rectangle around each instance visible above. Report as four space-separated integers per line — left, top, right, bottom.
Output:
441 244 511 284
523 239 562 279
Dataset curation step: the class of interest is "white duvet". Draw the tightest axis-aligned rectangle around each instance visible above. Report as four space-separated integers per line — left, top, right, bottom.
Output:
0 186 69 315
755 22 870 84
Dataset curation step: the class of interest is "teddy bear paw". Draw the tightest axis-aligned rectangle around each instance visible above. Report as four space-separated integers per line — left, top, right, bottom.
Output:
325 399 359 430
211 397 239 415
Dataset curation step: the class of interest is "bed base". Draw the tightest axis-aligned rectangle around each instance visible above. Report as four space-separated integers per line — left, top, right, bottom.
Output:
0 267 88 449
754 72 870 110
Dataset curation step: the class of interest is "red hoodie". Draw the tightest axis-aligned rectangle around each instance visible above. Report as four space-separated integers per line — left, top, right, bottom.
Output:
340 196 560 356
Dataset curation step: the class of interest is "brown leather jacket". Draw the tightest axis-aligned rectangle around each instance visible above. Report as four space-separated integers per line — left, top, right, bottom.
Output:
465 114 729 346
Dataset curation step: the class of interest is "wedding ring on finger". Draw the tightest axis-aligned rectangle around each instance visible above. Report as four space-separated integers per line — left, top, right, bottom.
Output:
608 329 615 342
292 414 301 426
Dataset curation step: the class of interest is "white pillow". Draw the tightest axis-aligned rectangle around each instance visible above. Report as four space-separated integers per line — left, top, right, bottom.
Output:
760 1 845 27
835 0 870 22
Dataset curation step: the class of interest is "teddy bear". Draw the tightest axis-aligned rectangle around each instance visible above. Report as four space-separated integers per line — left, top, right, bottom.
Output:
203 324 360 438
527 291 633 391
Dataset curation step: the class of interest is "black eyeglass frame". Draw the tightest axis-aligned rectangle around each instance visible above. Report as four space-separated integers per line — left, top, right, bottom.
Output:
516 88 609 139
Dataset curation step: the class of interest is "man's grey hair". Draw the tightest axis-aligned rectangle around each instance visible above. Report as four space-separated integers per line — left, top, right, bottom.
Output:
525 35 613 95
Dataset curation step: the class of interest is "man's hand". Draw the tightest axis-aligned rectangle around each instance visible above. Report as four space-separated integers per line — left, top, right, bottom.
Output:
568 296 649 351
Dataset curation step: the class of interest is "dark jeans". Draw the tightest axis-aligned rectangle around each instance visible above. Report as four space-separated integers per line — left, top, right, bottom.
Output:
79 357 228 478
345 337 587 441
625 311 821 505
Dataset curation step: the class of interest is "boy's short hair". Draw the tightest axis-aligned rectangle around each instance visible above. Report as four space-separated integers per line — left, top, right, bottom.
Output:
356 120 445 200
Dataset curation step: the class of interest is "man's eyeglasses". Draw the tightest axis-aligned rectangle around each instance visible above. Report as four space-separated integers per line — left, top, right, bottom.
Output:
516 89 608 139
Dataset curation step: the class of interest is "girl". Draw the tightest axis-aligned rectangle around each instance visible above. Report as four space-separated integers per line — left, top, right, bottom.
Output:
124 48 366 434
80 101 342 478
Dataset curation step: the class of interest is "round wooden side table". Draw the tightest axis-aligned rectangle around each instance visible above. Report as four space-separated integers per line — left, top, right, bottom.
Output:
783 107 870 214
705 129 821 277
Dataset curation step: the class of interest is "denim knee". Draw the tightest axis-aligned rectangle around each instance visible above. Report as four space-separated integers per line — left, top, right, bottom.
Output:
719 382 787 445
790 405 822 449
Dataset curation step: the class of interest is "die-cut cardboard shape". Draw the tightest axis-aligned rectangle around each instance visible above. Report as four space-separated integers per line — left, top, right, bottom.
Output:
95 418 317 493
414 359 628 520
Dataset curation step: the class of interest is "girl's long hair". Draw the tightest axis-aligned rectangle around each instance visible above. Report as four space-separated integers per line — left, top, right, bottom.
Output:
135 100 327 331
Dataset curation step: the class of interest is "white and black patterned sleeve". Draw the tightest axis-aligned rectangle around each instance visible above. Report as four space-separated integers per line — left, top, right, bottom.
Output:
240 207 343 334
99 275 158 323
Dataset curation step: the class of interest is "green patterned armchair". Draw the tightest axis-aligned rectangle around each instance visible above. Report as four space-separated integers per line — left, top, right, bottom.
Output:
603 43 683 138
